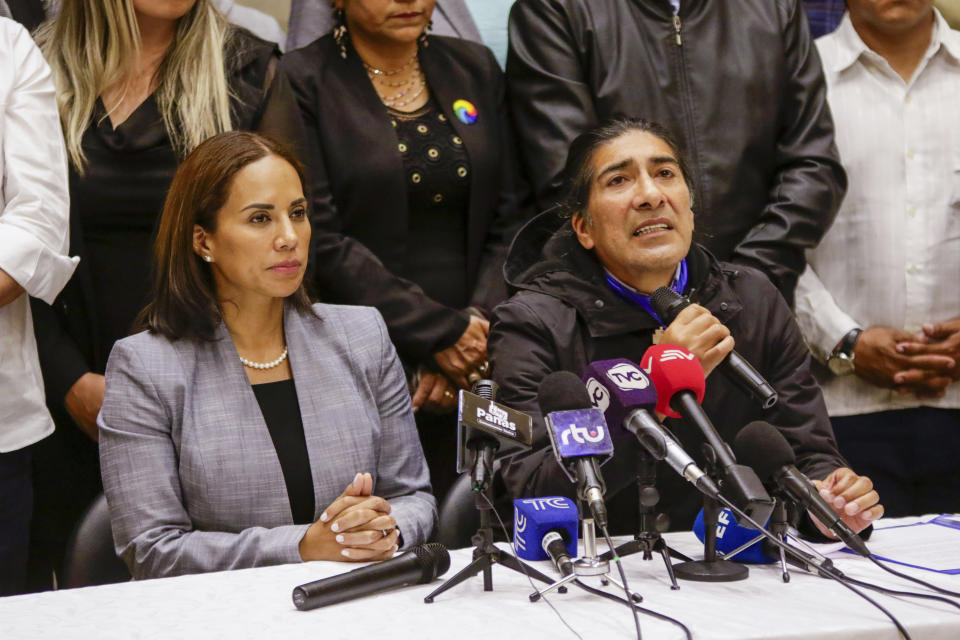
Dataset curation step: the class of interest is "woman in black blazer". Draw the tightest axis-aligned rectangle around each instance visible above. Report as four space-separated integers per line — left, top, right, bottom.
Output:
282 1 529 497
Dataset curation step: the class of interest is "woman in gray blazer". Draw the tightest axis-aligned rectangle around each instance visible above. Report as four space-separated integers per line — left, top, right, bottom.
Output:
98 132 436 580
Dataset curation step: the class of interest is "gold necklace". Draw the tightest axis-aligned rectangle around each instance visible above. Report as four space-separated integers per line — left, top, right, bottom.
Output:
363 51 418 77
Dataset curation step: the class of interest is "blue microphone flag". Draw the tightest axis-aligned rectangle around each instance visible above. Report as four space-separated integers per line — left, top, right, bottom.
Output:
513 497 579 562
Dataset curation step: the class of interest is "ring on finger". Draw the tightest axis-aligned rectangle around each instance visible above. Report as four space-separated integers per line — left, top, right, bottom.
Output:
443 389 454 399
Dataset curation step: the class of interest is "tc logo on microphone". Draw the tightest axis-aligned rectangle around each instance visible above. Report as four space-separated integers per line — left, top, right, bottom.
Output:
605 362 650 390
584 377 610 412
521 497 573 511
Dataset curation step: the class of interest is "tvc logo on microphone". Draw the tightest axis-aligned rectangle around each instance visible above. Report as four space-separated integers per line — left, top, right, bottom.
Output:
604 362 651 391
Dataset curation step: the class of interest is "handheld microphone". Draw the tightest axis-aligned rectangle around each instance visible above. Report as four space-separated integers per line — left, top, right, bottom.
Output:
733 421 871 557
581 358 720 499
456 380 533 490
513 497 579 576
642 344 774 526
538 371 614 529
292 543 450 610
649 287 778 409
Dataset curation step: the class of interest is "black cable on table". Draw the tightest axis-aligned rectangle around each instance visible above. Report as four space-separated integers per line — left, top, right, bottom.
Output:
868 555 960 599
599 524 643 640
479 490 585 640
572 579 693 640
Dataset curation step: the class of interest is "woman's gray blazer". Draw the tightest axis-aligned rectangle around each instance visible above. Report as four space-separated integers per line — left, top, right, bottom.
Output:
98 302 437 579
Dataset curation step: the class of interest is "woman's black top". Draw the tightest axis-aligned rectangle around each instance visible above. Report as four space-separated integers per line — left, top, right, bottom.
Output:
281 34 531 362
31 29 306 405
75 97 179 367
251 379 316 525
390 98 471 310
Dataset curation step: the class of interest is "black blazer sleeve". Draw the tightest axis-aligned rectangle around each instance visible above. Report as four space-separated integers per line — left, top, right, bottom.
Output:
506 0 598 210
466 45 533 315
728 1 846 304
282 40 492 362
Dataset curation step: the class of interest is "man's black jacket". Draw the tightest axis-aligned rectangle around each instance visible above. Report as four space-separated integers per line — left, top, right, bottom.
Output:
489 209 847 533
506 0 847 305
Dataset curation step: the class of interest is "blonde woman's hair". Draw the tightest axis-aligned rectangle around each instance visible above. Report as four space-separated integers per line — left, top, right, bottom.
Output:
36 0 235 173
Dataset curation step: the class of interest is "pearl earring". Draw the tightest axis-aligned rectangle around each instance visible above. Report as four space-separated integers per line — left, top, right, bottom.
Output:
203 255 213 263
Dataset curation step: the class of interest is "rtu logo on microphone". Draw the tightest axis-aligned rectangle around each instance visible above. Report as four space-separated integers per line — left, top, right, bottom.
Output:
605 362 650 390
559 422 605 446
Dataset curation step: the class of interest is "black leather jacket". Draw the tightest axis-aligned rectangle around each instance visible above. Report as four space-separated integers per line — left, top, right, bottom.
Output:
489 209 847 534
506 0 847 305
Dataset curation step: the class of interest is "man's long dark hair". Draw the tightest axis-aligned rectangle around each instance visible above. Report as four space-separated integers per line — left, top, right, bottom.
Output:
136 131 313 341
559 118 693 222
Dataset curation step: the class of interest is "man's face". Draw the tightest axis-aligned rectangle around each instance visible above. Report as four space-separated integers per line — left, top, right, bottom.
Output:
572 130 694 289
846 0 934 33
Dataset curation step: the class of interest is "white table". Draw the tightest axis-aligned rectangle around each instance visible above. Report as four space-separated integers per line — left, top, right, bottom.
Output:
2 519 958 639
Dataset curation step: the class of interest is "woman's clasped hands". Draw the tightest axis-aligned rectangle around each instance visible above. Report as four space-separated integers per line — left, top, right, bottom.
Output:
299 472 399 562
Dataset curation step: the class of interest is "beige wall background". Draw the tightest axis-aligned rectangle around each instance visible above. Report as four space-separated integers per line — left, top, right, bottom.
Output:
237 0 292 33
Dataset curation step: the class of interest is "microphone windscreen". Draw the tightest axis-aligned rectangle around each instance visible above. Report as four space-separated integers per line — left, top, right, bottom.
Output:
650 287 691 323
692 508 773 564
732 421 796 483
513 497 579 561
538 371 592 415
580 358 657 434
413 543 451 582
641 344 706 418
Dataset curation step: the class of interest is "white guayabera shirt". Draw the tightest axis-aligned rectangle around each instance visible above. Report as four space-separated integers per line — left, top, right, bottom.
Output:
795 10 960 417
0 17 76 452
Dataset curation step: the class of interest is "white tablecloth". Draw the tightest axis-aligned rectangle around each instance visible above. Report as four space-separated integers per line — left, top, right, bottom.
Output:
1 519 958 639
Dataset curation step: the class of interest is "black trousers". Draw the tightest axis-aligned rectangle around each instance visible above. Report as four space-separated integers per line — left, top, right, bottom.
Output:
0 446 32 596
415 410 460 506
26 412 101 592
831 407 960 518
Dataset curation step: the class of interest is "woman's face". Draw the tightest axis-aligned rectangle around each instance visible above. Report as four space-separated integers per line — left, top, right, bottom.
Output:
195 154 311 305
131 0 197 23
337 0 436 47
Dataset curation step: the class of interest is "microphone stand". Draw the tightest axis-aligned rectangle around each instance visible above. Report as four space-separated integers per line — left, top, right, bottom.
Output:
713 498 795 582
598 449 688 590
424 439 559 603
529 511 642 603
672 455 749 582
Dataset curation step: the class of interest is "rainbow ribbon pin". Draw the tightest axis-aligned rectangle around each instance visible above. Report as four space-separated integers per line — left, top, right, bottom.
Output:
452 99 478 125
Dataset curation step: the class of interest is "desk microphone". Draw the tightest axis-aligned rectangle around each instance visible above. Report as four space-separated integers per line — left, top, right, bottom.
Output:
581 358 720 499
538 371 614 529
292 543 450 610
513 497 579 577
642 344 774 526
733 421 871 557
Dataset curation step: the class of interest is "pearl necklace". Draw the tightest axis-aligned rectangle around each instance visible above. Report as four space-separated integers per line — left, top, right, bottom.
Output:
239 346 288 370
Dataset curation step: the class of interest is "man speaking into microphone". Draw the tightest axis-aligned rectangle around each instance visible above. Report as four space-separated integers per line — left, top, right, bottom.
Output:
488 119 882 536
